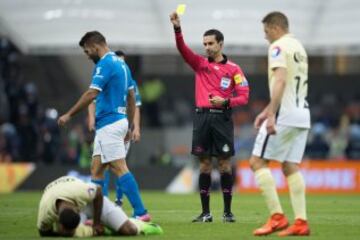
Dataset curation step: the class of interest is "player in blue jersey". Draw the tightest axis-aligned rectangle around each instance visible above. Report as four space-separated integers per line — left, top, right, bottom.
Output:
58 31 148 222
87 50 150 221
115 50 142 143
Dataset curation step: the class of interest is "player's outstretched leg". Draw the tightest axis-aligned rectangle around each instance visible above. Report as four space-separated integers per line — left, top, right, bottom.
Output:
129 218 163 235
116 172 150 221
110 159 150 222
115 141 131 206
278 167 310 236
278 218 310 237
100 197 161 236
250 156 288 236
107 218 162 236
254 213 289 236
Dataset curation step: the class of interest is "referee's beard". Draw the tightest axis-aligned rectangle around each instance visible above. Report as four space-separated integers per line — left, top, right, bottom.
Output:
206 50 221 60
206 50 215 58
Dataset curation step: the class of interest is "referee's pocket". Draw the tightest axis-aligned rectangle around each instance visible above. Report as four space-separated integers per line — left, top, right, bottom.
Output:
223 111 231 121
193 113 202 130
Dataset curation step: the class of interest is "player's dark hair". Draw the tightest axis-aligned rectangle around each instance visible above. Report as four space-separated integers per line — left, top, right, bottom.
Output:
115 50 126 58
79 31 106 47
203 29 224 43
262 11 289 30
59 208 80 230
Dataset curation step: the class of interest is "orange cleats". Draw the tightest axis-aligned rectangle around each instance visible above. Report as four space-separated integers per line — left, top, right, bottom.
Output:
253 213 289 236
278 219 310 237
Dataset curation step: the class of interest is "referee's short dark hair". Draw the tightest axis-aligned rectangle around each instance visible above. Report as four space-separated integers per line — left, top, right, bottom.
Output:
203 29 224 43
59 208 80 230
79 31 107 47
262 11 289 31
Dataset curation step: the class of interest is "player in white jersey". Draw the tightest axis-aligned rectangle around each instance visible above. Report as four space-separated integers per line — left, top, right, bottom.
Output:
36 176 162 237
250 12 310 236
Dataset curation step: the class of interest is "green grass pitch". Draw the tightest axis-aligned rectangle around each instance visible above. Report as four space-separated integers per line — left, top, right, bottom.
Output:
0 191 359 239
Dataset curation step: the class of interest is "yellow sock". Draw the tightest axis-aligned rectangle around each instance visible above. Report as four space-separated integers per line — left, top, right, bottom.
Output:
287 171 307 220
254 168 283 215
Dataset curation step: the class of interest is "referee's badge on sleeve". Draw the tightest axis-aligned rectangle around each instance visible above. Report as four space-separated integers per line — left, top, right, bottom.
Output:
234 74 248 87
220 77 231 89
234 74 242 84
240 78 248 87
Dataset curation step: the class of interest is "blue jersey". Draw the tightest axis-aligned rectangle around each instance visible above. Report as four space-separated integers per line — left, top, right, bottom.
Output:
131 79 142 107
90 52 132 130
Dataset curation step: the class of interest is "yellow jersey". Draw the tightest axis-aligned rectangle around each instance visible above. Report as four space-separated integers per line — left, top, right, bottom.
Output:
268 33 310 129
37 176 96 237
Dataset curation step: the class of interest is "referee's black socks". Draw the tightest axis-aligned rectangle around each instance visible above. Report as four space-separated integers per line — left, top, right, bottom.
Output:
199 173 211 214
220 172 233 214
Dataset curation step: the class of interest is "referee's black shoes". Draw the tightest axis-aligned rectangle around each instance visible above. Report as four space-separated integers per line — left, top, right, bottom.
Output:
192 212 213 223
223 212 236 223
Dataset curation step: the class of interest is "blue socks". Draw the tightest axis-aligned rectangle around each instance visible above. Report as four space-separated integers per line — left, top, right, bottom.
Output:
91 178 108 197
102 169 123 202
116 172 147 216
116 183 124 202
93 171 147 217
103 169 110 196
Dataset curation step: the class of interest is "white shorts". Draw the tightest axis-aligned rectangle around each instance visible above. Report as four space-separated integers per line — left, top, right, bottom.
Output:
252 121 309 163
125 141 131 157
82 196 128 231
93 119 128 163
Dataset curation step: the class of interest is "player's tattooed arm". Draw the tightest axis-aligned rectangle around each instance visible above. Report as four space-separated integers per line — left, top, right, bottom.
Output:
127 89 136 130
92 185 104 236
132 106 141 142
87 101 96 131
58 89 98 127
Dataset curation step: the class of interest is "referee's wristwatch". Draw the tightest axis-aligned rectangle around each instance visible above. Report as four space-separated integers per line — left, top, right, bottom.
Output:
174 26 181 33
222 98 230 108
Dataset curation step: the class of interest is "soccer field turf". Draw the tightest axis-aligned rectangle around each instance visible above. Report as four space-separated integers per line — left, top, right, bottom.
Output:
0 191 359 239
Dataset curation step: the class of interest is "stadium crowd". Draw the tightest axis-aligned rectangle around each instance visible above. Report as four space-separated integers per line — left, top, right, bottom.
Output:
1 37 360 164
0 37 92 165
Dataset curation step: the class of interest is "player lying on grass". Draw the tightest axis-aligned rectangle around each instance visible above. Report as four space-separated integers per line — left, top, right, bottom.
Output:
36 176 163 237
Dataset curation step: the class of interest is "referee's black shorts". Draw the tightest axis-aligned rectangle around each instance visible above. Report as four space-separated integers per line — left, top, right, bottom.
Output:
191 107 234 158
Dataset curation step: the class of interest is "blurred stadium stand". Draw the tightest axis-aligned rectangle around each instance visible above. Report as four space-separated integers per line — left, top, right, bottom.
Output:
1 0 360 167
1 0 360 55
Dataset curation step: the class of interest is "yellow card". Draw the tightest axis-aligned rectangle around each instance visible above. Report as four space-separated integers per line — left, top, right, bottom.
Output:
176 4 186 15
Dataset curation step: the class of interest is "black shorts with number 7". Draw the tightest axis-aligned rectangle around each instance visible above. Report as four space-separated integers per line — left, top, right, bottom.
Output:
191 108 234 158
